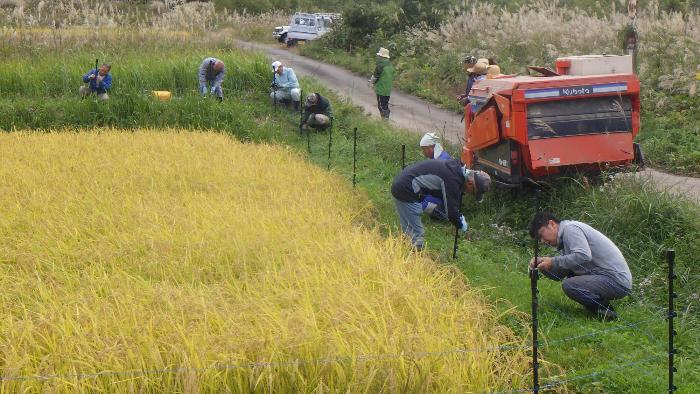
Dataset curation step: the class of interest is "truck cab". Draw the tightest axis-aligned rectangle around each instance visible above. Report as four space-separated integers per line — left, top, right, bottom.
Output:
462 55 643 186
286 12 341 46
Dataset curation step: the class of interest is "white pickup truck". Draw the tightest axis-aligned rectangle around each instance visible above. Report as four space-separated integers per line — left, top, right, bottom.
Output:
272 25 290 43
285 12 341 46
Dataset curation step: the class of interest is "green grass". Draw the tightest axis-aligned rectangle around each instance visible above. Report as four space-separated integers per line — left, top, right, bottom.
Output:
1 29 699 392
638 93 700 176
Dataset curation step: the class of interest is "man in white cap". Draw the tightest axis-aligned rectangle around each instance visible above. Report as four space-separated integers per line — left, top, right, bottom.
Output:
391 159 492 251
301 92 333 131
368 47 395 120
198 57 225 101
419 132 453 220
270 60 301 110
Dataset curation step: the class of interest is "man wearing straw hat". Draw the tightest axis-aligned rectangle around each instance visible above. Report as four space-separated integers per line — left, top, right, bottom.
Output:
368 47 395 120
419 132 452 221
198 57 225 101
391 160 491 251
463 59 489 121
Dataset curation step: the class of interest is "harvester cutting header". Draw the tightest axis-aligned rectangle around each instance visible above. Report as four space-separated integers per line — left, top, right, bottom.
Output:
462 55 643 186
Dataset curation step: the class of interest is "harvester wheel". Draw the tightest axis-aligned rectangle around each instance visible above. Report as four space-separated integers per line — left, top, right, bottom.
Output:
633 142 645 169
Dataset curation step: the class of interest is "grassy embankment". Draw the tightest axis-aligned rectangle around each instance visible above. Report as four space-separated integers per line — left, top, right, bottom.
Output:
0 25 698 392
299 2 700 176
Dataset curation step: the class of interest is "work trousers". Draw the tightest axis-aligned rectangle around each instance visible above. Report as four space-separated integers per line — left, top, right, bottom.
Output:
376 95 390 119
79 86 109 101
393 198 424 250
306 114 331 130
199 82 223 99
542 271 631 311
271 88 301 103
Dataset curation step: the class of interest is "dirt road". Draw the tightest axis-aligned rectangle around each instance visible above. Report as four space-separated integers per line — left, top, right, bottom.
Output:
235 40 464 143
236 40 700 201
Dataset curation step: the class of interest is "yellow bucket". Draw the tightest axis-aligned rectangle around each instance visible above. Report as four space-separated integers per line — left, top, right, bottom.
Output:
152 90 172 101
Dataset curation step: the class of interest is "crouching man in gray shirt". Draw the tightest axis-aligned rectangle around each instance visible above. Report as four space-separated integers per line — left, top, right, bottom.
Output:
528 212 632 321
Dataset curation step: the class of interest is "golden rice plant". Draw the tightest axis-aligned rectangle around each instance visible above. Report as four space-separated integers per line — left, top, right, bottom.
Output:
0 130 530 392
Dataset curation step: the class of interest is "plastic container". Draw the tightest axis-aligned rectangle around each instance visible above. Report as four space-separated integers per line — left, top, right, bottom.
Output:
151 91 172 101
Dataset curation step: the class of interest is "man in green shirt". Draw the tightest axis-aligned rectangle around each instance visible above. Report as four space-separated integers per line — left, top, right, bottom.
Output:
369 47 395 120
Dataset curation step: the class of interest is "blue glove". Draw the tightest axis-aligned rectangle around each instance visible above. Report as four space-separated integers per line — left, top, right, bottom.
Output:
459 215 468 233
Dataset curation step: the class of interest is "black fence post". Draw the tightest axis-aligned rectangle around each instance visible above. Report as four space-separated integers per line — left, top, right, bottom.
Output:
299 108 304 135
531 191 541 394
401 144 406 170
327 120 333 170
667 249 677 393
352 127 357 188
452 193 463 259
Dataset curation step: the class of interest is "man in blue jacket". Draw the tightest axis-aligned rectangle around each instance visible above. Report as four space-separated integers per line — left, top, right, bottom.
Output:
391 159 491 250
80 63 112 101
270 60 301 110
198 57 225 101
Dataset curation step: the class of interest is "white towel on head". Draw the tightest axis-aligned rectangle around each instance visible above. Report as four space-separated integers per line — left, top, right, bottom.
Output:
420 132 444 159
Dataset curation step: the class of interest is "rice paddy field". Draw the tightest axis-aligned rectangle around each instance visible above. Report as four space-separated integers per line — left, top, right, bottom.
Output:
0 130 529 392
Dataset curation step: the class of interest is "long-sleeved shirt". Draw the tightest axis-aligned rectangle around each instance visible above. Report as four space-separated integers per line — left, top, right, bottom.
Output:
433 149 452 160
198 57 225 88
465 74 476 96
301 94 333 124
273 67 299 90
82 68 112 94
373 58 394 96
550 220 632 290
391 159 466 227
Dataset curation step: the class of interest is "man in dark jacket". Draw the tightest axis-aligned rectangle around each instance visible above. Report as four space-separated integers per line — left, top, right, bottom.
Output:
456 56 476 106
391 160 491 250
301 93 333 131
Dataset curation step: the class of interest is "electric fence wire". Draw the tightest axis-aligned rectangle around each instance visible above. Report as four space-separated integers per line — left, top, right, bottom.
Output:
536 267 661 343
489 354 665 394
0 342 526 382
0 311 669 384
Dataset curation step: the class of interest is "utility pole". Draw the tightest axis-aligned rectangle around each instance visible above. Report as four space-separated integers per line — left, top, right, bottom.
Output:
625 0 639 74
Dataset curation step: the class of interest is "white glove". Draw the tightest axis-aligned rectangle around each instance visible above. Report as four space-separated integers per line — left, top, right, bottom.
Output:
459 215 468 233
368 75 377 87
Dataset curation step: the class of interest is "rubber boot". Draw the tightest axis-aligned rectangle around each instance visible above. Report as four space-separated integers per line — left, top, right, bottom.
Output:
292 100 300 111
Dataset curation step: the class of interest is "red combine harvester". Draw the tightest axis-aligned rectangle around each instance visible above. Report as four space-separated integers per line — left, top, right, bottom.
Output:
462 55 644 186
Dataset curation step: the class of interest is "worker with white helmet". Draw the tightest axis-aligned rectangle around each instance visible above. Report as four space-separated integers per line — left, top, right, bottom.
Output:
270 60 301 110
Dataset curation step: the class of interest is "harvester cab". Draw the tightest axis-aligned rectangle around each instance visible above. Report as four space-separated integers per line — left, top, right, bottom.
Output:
462 55 643 186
